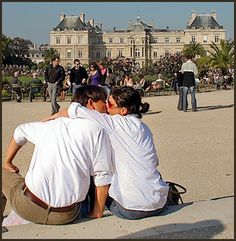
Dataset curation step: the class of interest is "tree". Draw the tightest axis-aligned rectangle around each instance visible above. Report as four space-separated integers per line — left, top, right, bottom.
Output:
44 48 59 65
1 35 13 61
182 42 206 58
209 39 234 74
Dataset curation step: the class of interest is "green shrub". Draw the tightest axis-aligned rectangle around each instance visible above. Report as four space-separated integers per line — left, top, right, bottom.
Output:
2 89 10 97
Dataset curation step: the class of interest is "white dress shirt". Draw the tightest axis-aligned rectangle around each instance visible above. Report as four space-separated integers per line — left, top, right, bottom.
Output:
68 103 169 211
181 59 198 76
13 117 113 207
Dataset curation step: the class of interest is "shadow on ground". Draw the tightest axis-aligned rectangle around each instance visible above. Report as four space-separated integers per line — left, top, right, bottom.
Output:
117 219 225 239
197 104 234 111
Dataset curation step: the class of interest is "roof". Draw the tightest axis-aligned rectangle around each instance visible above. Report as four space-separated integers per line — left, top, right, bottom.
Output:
189 15 221 29
54 16 87 31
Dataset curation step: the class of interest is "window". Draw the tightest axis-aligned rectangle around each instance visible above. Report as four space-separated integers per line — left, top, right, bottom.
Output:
109 37 113 43
130 47 133 57
142 38 145 44
153 51 158 58
56 37 60 44
118 50 123 57
214 35 219 43
203 35 208 43
153 37 158 43
135 48 140 57
120 38 124 44
96 52 100 58
164 50 169 56
176 37 180 43
78 49 83 58
142 47 144 57
191 36 196 43
67 37 71 44
78 37 83 44
67 50 72 58
165 38 169 43
107 50 112 58
130 39 133 44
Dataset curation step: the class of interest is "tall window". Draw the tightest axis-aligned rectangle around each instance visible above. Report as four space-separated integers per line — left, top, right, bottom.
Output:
67 37 72 44
214 36 219 43
164 50 169 56
153 51 158 58
109 37 113 43
56 36 60 44
78 49 83 58
191 36 196 43
118 50 123 57
130 47 133 57
203 35 208 43
67 50 72 58
142 38 145 44
135 48 140 57
142 47 144 57
176 37 180 43
120 38 124 44
107 50 111 57
78 37 83 44
165 38 169 43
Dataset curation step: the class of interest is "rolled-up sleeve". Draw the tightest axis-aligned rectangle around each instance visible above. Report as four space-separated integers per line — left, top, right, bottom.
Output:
13 122 44 146
92 128 114 186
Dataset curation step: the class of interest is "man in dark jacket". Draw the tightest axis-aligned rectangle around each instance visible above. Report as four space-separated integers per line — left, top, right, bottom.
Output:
69 59 88 96
45 57 65 115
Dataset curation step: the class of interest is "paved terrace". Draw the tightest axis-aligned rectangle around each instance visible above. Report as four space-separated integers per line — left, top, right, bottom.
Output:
2 89 234 239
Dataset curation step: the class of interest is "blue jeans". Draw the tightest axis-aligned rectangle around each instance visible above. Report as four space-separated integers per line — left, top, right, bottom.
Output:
183 86 197 111
177 86 184 110
106 196 167 220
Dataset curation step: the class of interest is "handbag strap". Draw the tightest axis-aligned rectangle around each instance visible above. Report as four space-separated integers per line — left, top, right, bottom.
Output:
166 181 187 194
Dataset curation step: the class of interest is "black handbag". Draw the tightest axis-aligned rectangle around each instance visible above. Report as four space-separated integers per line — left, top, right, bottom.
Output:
166 181 187 205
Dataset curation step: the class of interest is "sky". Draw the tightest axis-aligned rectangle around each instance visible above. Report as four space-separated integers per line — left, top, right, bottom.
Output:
2 2 234 46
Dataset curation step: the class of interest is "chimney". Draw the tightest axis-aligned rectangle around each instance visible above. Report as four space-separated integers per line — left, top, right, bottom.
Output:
113 27 116 32
166 26 169 30
191 10 197 19
59 13 65 22
211 10 217 20
79 12 85 23
89 18 94 27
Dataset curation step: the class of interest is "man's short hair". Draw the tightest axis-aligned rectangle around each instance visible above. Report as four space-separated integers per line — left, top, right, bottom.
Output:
74 59 80 64
51 56 60 62
185 54 193 60
71 85 107 106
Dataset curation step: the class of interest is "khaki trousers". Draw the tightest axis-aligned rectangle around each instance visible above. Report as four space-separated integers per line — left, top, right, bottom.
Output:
2 169 80 225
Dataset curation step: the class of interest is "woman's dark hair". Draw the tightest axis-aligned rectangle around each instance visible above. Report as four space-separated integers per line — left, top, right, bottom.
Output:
71 85 107 106
111 86 149 118
90 62 98 70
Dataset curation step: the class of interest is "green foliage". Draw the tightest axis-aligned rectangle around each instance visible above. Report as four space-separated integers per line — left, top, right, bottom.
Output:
209 39 234 72
196 56 212 78
182 42 206 58
144 74 158 83
44 48 60 65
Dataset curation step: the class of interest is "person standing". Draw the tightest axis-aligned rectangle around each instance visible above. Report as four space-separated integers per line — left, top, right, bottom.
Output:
176 70 185 111
45 57 65 115
88 63 101 86
69 59 88 96
181 55 198 112
98 61 111 95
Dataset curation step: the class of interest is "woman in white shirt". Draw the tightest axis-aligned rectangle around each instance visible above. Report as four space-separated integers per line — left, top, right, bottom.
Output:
50 86 169 219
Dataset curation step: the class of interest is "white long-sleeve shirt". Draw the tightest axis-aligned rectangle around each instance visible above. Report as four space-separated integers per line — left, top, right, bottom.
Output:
181 59 198 76
68 103 169 211
14 117 113 207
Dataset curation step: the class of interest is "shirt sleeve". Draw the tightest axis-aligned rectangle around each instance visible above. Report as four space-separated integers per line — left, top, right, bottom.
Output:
193 64 198 76
92 128 114 186
68 102 115 134
13 122 45 146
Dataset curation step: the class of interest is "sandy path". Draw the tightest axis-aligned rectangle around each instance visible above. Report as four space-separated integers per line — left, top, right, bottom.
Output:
2 89 234 215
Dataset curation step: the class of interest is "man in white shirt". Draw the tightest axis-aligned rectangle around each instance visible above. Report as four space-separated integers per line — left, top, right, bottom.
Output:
180 55 198 112
2 87 113 225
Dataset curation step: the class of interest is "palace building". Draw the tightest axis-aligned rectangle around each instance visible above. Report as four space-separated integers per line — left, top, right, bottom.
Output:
49 11 226 68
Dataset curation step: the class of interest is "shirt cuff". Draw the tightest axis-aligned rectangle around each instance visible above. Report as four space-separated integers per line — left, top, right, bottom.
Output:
94 174 112 187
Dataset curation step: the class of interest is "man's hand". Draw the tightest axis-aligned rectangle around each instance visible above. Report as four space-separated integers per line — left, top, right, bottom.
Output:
41 108 69 122
3 162 19 173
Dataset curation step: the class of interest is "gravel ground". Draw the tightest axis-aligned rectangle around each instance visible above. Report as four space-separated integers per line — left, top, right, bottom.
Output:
2 89 234 216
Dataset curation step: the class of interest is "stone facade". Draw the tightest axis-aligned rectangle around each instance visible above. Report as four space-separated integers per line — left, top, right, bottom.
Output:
49 11 226 68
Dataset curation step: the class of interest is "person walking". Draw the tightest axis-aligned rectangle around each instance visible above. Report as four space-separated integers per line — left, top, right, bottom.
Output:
181 55 198 112
45 56 65 115
69 59 88 96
